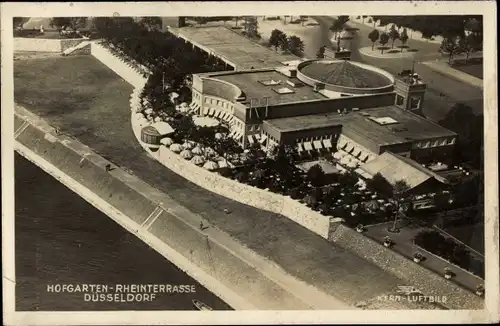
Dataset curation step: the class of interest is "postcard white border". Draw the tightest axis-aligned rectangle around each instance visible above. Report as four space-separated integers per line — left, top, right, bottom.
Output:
2 1 498 325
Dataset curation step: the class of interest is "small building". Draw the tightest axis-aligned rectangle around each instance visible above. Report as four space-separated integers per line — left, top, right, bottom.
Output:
141 126 161 149
357 151 448 194
141 121 175 150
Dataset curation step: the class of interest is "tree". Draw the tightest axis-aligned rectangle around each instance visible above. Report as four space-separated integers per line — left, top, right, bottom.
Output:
440 36 464 64
367 173 393 197
171 114 196 142
50 17 88 31
399 28 409 51
433 192 452 215
287 35 304 56
269 29 285 51
389 180 410 232
368 29 380 50
461 33 482 63
439 103 483 167
299 15 307 26
316 45 326 59
388 24 400 48
234 171 248 183
140 17 162 31
329 16 350 40
379 32 389 53
244 16 259 39
307 164 325 187
13 17 29 29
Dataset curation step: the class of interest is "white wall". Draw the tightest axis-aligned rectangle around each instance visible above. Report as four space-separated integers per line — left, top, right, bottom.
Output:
14 37 86 53
15 38 62 52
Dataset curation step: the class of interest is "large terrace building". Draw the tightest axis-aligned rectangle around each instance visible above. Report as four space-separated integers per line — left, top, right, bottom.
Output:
189 59 457 166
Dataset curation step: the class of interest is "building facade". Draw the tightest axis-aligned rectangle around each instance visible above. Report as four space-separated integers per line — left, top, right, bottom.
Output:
189 59 457 164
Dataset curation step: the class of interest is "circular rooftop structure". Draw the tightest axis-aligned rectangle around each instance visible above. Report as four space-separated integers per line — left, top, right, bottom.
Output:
297 60 395 95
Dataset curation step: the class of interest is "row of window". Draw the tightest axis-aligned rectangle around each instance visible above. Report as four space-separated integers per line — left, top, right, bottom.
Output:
395 94 422 110
295 134 339 144
247 124 261 132
415 138 455 149
261 131 278 145
204 97 233 110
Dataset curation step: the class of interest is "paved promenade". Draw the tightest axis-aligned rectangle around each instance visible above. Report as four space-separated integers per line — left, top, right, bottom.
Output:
422 60 483 89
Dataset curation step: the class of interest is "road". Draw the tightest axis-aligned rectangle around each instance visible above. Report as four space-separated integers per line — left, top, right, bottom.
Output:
311 16 483 121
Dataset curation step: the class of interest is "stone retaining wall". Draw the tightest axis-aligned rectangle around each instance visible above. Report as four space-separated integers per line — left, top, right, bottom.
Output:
14 111 320 310
136 123 341 239
330 224 483 310
14 37 85 53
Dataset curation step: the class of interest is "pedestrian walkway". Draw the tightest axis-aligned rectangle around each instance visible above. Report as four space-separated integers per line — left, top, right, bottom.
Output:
422 60 483 89
364 221 484 294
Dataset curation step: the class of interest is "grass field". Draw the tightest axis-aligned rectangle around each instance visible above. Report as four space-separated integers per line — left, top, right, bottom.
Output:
443 223 485 255
452 63 484 80
14 55 133 140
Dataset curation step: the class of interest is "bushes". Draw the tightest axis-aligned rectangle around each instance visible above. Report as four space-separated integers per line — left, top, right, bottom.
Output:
14 29 44 38
414 230 484 278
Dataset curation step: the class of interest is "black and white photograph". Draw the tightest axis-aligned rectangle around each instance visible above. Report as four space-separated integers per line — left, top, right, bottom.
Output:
2 1 498 325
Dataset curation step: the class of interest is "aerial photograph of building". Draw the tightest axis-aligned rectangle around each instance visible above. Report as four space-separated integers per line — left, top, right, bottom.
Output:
6 6 495 323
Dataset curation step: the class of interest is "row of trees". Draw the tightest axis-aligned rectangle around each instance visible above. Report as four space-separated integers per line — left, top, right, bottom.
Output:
368 25 410 53
89 16 229 116
371 15 482 40
414 230 484 278
13 17 30 29
268 29 304 56
49 17 90 31
439 33 483 64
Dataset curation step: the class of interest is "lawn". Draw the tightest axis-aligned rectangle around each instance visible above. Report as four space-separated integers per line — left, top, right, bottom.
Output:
451 62 483 80
443 223 484 255
14 55 133 139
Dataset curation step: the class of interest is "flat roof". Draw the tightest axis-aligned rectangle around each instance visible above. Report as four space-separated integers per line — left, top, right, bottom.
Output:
168 26 298 70
212 70 327 105
265 105 457 148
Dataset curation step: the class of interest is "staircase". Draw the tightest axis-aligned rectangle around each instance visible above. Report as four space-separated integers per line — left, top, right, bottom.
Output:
62 41 91 56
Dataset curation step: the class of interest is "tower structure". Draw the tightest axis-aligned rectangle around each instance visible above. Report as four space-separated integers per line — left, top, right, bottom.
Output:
394 74 427 116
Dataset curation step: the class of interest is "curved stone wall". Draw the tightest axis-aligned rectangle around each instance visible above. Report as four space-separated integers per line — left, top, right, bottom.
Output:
297 59 395 95
131 102 340 239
